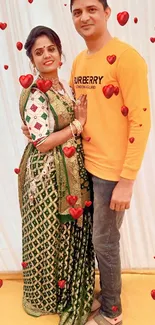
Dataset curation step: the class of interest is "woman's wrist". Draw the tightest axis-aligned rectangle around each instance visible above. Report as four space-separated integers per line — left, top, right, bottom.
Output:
69 123 77 137
72 119 83 136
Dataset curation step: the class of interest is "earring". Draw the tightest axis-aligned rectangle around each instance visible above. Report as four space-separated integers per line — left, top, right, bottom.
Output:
29 61 37 76
59 61 63 69
33 65 37 76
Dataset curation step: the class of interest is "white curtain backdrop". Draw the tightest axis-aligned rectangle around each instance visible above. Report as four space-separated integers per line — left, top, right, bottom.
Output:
0 0 155 272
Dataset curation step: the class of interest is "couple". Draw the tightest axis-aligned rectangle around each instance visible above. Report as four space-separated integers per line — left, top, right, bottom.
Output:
19 1 151 325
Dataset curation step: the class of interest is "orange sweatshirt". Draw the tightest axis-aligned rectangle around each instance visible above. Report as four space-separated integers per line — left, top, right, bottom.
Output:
70 37 151 181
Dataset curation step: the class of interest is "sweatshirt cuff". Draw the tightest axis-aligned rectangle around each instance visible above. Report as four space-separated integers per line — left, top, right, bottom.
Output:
120 167 138 180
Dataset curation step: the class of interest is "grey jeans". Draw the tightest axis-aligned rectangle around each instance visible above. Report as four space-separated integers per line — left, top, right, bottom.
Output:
92 175 124 318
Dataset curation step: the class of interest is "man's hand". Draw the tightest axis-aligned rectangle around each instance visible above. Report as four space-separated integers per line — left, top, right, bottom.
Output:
110 178 134 211
21 124 31 141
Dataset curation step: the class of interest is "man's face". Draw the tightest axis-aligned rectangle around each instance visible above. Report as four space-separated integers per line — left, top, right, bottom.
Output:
71 0 111 40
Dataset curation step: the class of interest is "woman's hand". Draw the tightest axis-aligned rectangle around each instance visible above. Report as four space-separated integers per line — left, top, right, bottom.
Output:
74 95 87 127
21 124 32 141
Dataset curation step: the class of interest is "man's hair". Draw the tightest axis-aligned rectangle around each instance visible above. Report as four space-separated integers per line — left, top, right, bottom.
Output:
70 0 108 11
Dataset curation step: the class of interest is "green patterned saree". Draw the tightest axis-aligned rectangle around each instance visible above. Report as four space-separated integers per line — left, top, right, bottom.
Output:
18 83 95 325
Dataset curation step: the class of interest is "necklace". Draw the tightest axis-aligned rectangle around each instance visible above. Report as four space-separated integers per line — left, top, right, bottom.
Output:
38 74 64 94
38 74 74 108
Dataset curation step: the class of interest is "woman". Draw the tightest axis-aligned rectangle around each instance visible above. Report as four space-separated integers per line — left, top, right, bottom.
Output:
18 25 95 325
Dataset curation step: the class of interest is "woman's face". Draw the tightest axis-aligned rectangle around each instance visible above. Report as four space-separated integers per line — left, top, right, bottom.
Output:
31 35 61 76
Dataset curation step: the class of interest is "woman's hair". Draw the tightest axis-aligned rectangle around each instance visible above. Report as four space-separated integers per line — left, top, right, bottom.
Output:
24 26 62 59
70 0 108 11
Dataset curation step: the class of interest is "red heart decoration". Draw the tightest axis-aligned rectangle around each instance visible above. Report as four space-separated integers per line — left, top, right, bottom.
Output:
21 262 28 269
4 65 9 70
85 136 91 142
58 280 66 289
114 87 119 96
16 42 23 51
63 146 76 158
107 55 116 65
112 305 118 312
129 137 135 144
117 11 129 26
14 168 20 174
121 106 129 117
134 17 138 24
150 37 155 43
69 207 83 220
139 124 142 127
102 84 115 99
19 74 34 88
66 195 78 206
85 201 92 207
36 79 52 93
28 0 33 3
151 289 155 300
0 279 3 288
0 22 7 30
143 108 147 111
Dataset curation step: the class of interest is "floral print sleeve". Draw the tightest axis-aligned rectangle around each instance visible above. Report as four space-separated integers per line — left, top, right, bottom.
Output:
24 88 54 147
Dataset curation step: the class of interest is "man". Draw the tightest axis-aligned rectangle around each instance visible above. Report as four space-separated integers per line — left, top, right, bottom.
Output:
22 1 151 324
69 1 151 325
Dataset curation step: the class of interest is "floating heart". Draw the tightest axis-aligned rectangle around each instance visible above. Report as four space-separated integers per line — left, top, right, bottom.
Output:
143 108 147 111
151 289 155 300
66 195 78 206
112 305 118 312
102 85 115 99
0 22 7 30
69 207 83 220
107 55 116 65
63 146 76 158
21 262 28 268
14 168 20 174
58 280 66 289
134 17 138 24
150 37 155 43
139 124 142 127
4 65 8 70
114 87 119 96
16 42 23 51
19 74 34 88
117 11 129 26
85 136 91 142
85 201 92 207
36 79 52 93
0 279 3 288
121 106 129 117
28 0 33 3
129 137 135 143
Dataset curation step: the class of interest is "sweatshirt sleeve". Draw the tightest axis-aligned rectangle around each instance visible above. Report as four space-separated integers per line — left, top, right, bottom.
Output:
69 58 76 91
116 48 151 180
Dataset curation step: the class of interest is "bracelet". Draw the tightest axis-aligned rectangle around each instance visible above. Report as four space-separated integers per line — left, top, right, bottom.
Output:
72 119 83 136
70 123 75 137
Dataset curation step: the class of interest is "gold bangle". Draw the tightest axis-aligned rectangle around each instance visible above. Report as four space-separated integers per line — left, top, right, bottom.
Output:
72 119 83 136
70 123 75 137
